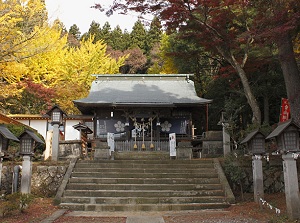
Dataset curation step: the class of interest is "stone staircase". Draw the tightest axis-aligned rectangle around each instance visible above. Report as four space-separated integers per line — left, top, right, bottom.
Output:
58 159 235 211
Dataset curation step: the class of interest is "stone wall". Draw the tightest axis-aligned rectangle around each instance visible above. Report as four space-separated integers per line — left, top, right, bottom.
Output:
221 157 294 194
0 165 16 194
1 163 68 197
59 140 82 159
31 165 68 197
201 131 223 158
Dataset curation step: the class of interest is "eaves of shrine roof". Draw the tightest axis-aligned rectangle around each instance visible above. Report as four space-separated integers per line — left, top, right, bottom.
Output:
73 74 212 112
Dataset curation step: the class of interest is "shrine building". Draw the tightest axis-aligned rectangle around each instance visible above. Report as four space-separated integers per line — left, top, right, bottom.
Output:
73 74 212 154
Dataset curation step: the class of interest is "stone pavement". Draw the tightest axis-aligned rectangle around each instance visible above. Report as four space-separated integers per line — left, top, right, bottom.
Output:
41 209 231 223
40 210 68 223
67 211 166 223
126 216 165 223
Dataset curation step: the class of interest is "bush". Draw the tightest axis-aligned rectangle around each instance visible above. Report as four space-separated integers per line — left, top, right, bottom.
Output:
0 193 34 217
223 152 248 199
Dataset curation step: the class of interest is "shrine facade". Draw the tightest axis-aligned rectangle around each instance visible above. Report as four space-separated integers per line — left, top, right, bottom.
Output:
73 74 212 152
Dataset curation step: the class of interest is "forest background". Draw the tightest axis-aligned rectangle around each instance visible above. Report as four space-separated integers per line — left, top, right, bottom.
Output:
1 0 300 142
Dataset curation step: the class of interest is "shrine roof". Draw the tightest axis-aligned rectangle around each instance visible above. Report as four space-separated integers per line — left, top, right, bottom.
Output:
74 74 212 114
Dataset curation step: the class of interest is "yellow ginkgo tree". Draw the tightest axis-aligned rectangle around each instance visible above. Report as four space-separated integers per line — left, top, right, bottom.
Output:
53 36 128 113
0 0 48 64
0 0 128 115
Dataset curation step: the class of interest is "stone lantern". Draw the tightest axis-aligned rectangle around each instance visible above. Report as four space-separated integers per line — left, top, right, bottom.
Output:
0 125 19 187
19 129 44 194
266 119 300 220
46 105 67 161
266 119 299 153
241 130 265 203
241 130 265 155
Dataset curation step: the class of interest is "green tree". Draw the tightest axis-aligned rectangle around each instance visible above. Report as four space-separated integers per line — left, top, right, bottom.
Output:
110 25 125 50
69 24 81 40
121 30 132 50
130 20 147 52
146 17 163 54
82 21 101 42
99 22 113 46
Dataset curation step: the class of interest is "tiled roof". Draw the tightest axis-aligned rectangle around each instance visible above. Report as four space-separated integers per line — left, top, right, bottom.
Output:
0 113 23 125
0 125 19 141
266 119 299 139
74 74 212 113
19 129 44 144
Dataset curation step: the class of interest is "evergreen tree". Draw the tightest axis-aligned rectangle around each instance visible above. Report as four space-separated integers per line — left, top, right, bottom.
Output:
82 21 101 42
69 24 81 40
122 29 132 50
110 26 124 50
146 17 162 54
130 20 147 52
100 22 113 46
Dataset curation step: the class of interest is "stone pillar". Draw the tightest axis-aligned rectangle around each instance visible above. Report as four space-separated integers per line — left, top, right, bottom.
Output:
52 124 60 161
223 127 231 156
252 155 264 203
282 153 300 220
21 155 32 194
94 139 110 160
0 157 2 188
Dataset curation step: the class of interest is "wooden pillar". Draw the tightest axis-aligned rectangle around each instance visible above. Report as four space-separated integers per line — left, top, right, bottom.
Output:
206 104 209 132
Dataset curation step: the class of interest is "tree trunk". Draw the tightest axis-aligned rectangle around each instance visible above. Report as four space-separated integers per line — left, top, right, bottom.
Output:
228 55 262 125
263 95 270 125
277 32 300 126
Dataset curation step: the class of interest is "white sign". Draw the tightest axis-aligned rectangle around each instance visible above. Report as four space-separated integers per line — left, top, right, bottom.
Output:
169 133 176 157
107 133 115 155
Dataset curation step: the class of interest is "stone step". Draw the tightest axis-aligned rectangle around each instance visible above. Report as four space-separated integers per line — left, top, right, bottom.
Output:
72 167 216 174
70 172 219 178
58 158 234 212
68 177 220 185
75 163 215 169
77 159 214 164
59 202 231 212
63 189 225 197
61 196 227 205
66 183 223 191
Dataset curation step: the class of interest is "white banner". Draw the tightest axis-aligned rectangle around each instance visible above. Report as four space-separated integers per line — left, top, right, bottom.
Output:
107 133 115 155
169 133 176 157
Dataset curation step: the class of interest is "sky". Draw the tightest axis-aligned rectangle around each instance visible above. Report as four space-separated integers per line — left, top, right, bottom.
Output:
45 0 144 34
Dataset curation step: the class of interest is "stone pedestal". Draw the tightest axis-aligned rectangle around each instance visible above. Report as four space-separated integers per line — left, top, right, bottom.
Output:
223 128 231 156
252 155 264 203
21 155 32 194
94 140 110 160
176 142 192 160
282 153 300 220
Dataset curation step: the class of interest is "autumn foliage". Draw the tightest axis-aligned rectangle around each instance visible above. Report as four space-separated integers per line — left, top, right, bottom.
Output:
0 0 127 114
97 0 300 125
